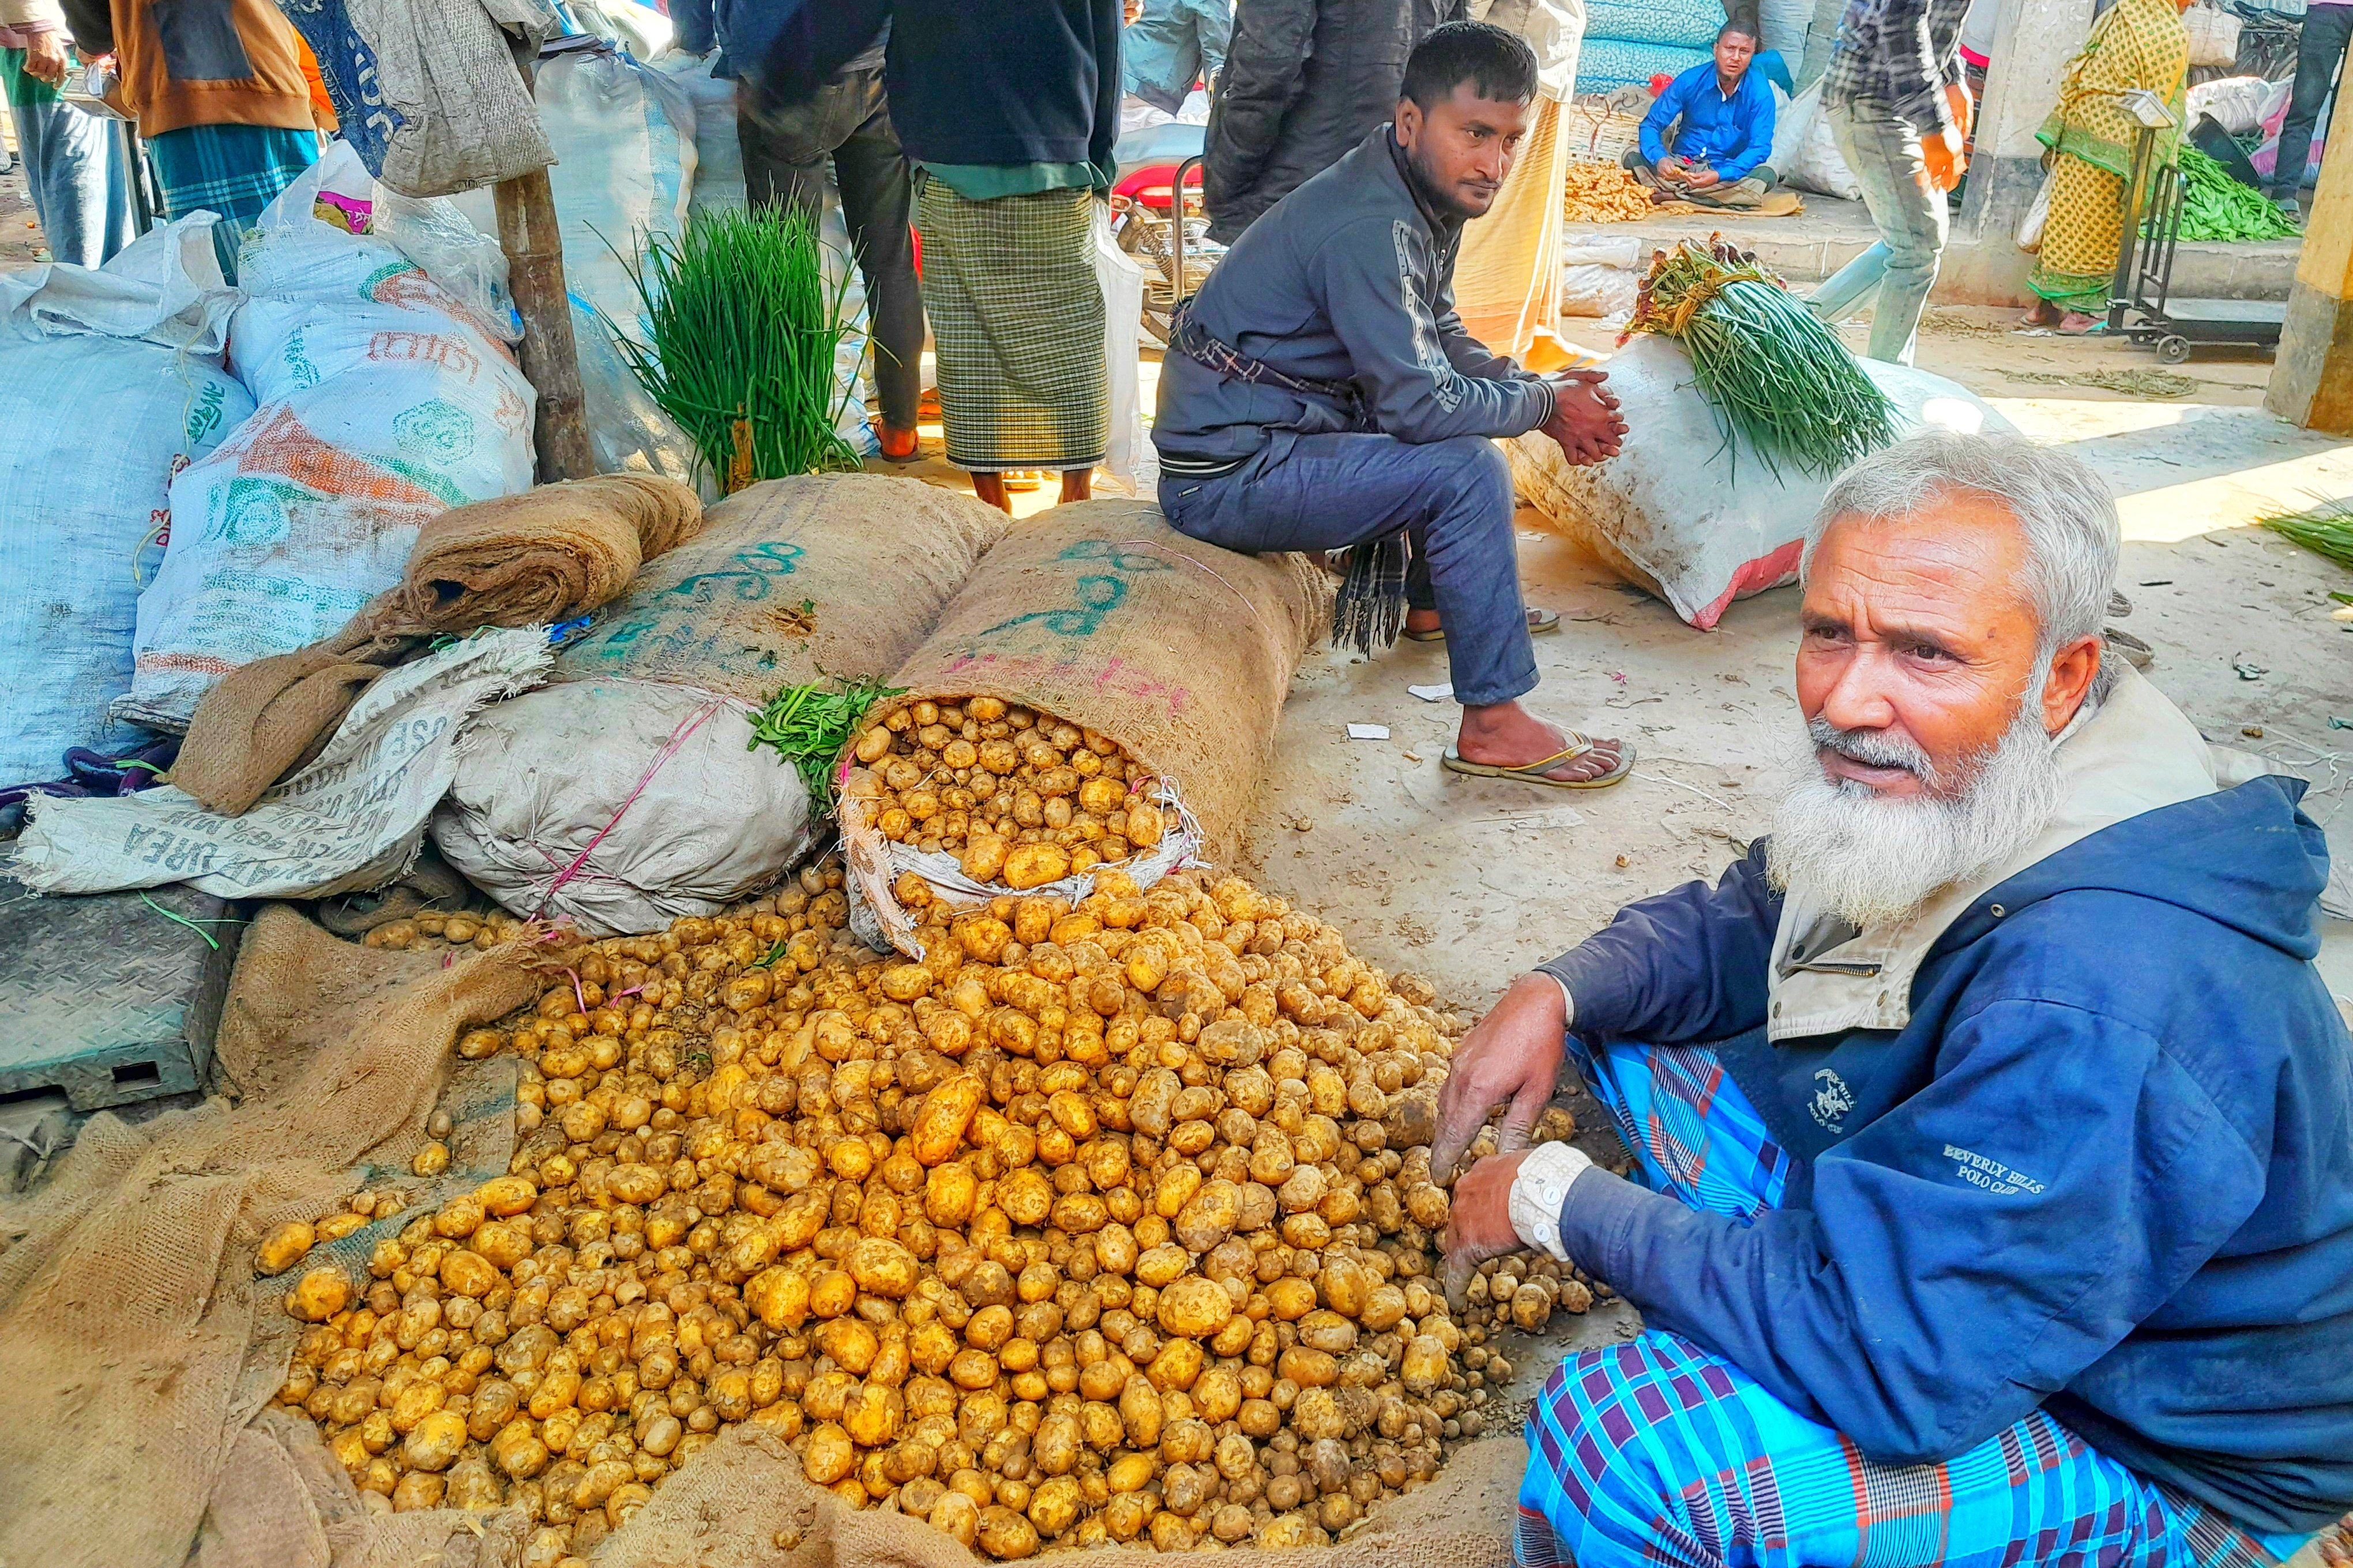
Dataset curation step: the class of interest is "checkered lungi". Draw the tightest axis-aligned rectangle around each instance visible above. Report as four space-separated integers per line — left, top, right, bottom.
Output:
912 178 1107 473
1516 1037 2320 1568
145 122 320 282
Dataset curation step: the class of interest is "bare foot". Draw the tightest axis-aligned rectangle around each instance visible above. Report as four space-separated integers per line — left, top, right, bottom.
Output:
973 473 1013 513
1059 468 1093 505
2021 300 2062 329
2057 311 2102 336
1456 700 1624 783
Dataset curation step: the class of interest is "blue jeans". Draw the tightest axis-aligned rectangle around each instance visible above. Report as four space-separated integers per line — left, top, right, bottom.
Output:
1157 430 1537 707
2272 2 2351 201
1828 97 1948 366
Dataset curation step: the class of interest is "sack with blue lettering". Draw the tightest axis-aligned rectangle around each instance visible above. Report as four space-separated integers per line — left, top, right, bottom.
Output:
118 146 535 731
0 215 252 783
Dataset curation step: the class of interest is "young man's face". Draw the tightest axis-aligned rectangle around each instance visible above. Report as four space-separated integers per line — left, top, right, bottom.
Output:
1715 29 1757 82
1395 82 1533 220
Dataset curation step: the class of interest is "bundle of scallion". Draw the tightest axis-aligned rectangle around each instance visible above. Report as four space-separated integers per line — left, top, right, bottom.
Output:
610 206 863 492
1625 238 1897 478
2259 496 2353 571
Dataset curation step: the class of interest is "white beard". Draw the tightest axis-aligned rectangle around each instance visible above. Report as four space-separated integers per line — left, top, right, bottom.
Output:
1765 698 2066 929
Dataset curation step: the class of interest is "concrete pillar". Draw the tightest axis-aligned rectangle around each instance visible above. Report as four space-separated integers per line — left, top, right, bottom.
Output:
1936 0 2094 303
2266 96 2353 433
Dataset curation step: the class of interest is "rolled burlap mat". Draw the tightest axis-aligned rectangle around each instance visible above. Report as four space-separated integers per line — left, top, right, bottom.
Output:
390 473 703 632
172 475 705 817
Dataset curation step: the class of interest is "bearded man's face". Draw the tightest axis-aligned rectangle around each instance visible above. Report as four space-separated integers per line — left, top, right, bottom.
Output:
1767 493 2103 926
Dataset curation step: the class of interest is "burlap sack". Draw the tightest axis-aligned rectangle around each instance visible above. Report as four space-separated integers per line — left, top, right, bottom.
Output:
551 473 1015 701
392 473 704 632
842 500 1328 953
0 905 540 1568
171 475 705 818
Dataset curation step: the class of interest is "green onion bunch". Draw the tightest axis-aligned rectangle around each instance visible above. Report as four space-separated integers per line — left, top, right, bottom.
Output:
1627 238 1897 479
746 674 904 806
2260 495 2353 570
610 205 863 491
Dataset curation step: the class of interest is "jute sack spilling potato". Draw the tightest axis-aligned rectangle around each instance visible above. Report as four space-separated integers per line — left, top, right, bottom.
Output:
264 863 1595 1564
432 476 1013 936
841 503 1329 956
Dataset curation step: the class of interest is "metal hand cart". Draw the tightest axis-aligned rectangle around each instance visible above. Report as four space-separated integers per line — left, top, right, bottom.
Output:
2105 88 2284 364
1110 122 1221 344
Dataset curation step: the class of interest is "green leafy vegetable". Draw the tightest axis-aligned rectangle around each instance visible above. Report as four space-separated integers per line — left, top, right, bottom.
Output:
2175 146 2300 243
746 675 905 806
2260 496 2353 571
607 205 863 491
1626 238 1898 479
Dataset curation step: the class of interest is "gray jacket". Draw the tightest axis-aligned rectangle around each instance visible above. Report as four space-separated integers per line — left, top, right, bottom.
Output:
1153 126 1555 465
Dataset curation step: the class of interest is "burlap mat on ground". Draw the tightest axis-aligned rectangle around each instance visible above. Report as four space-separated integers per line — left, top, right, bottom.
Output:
550 472 1014 701
0 904 540 1568
170 476 705 817
391 473 704 633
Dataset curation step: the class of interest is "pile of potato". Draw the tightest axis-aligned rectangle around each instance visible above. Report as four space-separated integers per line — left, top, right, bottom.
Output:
843 697 1181 898
362 908 535 956
272 859 1589 1563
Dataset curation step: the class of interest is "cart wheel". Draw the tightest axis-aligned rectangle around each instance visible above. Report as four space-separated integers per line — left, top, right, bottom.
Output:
2155 335 2192 365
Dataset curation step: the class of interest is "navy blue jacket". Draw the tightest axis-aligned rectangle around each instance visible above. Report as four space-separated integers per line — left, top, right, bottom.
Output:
1540 777 2353 1535
736 0 1120 171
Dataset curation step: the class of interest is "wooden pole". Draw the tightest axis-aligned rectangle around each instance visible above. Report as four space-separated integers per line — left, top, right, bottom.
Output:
2266 94 2353 434
495 166 595 482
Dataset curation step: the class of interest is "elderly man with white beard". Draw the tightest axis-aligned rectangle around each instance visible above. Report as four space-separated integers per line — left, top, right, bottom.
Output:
1432 430 2353 1568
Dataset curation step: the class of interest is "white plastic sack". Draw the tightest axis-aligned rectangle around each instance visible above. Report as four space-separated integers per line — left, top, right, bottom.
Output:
119 147 536 730
1779 82 1865 202
0 217 253 783
12 628 551 897
1762 0 1815 59
2187 74 2279 136
1559 238 1642 318
2017 168 2053 250
1507 337 2015 629
1092 205 1156 491
431 679 814 937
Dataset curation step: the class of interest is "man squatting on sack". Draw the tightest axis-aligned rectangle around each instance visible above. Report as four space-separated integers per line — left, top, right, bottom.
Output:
1153 21 1637 791
1431 430 2353 1568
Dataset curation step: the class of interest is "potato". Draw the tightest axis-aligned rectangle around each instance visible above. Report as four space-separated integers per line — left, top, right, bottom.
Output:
1155 1276 1234 1340
285 1266 351 1322
255 1221 315 1276
804 1423 858 1486
976 1505 1040 1560
912 1076 987 1166
1001 843 1071 892
402 1409 468 1472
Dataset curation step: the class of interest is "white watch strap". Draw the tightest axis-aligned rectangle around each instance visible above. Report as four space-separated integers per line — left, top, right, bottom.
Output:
1508 1140 1593 1261
1547 972 1575 1032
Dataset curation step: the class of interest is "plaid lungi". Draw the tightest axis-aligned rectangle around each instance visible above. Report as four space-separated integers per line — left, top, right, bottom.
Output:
146 122 318 280
914 178 1108 472
1520 1039 2319 1568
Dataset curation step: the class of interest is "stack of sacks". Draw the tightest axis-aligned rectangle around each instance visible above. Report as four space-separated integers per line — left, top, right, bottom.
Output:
1577 0 1719 94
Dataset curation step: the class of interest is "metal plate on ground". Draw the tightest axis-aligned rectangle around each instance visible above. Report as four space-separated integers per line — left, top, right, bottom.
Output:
0 873 243 1108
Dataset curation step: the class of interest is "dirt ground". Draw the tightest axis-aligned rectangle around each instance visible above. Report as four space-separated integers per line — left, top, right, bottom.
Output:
0 110 50 270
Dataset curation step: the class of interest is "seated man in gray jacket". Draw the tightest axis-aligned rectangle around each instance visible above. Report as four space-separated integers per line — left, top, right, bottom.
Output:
1156 21 1633 788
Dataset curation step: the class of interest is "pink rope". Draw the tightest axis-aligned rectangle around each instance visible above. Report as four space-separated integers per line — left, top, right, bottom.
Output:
562 966 589 1016
533 698 727 920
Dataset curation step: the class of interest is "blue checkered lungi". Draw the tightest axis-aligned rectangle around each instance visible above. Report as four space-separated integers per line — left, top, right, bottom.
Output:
1517 1037 2318 1568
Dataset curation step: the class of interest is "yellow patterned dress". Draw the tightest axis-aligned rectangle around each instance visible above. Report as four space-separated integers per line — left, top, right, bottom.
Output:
2031 0 2189 312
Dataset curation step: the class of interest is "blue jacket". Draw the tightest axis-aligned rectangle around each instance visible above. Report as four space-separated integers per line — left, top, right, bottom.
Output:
1124 0 1231 114
1638 60 1776 181
1540 776 2353 1535
1153 127 1554 464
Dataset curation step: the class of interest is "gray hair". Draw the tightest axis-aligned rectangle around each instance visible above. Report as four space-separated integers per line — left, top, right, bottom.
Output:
1803 430 2121 701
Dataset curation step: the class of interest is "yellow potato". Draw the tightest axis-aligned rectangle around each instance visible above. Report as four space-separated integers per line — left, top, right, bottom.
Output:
285 1266 350 1322
1000 843 1071 892
911 1076 986 1166
255 1221 315 1277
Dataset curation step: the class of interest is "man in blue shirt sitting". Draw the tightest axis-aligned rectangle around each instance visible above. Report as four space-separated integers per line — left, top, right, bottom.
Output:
1623 20 1779 209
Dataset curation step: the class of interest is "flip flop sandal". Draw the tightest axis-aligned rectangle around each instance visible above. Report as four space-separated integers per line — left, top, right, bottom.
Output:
2103 626 2154 668
1402 607 1561 643
1442 734 1636 789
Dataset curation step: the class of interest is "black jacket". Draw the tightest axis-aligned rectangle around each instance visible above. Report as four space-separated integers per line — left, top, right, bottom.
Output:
739 0 1119 170
1203 0 1463 243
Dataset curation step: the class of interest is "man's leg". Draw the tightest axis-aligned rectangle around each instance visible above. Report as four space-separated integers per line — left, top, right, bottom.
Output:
2271 5 2353 207
1516 1329 2297 1568
826 70 924 446
1161 433 1623 781
738 77 851 221
1683 164 1777 210
1829 99 1948 366
1622 144 1667 191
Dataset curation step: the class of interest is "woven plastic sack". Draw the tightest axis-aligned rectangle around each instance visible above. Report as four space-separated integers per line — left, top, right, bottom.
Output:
431 678 815 936
119 147 535 730
1586 0 1722 50
1508 337 2015 629
1577 36 1710 92
1776 81 1865 201
275 0 555 197
0 215 251 783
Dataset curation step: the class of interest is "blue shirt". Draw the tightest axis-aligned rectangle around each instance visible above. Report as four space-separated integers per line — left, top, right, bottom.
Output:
1638 61 1776 181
